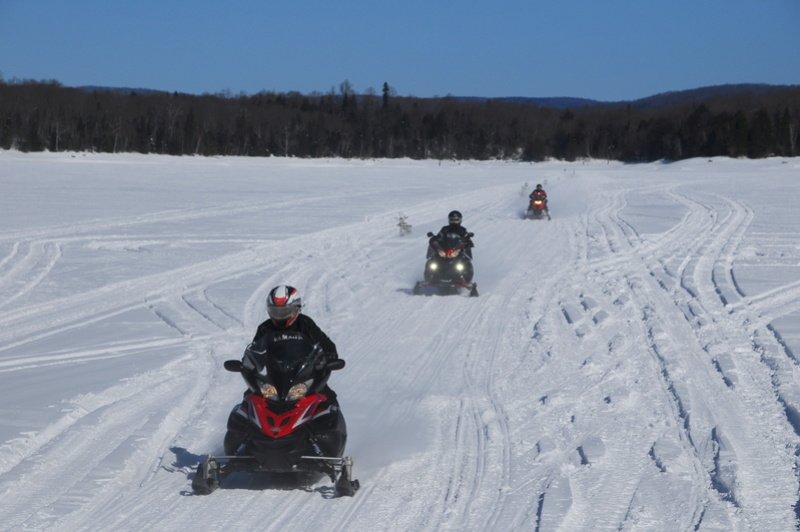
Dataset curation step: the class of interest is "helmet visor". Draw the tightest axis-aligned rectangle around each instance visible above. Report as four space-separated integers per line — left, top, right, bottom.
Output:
268 304 299 321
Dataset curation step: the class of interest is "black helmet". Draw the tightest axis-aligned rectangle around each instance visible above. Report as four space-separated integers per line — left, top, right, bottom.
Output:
266 285 302 327
448 210 462 225
536 184 543 190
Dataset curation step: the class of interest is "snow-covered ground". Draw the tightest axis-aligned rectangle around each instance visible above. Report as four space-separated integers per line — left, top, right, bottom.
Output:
1 151 800 531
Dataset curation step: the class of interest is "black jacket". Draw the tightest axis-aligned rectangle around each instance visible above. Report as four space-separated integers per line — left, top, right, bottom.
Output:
428 224 474 260
243 314 340 402
251 314 338 359
436 223 471 239
434 224 474 249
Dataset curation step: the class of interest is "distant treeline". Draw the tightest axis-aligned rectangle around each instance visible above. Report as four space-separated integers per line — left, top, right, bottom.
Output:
1 79 798 161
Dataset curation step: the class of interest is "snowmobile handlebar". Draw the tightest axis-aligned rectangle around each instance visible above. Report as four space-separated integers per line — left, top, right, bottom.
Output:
224 359 244 372
327 359 346 371
223 358 345 373
427 231 474 238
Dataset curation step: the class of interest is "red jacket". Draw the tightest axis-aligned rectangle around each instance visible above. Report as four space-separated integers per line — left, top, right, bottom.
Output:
530 190 547 201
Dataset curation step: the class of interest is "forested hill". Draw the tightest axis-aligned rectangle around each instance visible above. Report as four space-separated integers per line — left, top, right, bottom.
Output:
1 79 798 161
464 83 798 109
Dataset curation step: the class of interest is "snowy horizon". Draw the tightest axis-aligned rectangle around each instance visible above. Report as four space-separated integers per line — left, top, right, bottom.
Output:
1 151 799 531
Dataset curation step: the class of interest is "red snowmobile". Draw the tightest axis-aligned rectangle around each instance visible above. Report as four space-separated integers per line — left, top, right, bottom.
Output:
191 331 359 497
526 197 551 220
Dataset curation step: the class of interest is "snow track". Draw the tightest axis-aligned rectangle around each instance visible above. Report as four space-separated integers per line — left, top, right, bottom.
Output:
1 153 799 531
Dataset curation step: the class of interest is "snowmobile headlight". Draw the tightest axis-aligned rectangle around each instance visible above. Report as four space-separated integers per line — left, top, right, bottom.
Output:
428 262 438 270
260 383 279 401
448 249 460 258
437 249 447 258
456 262 465 272
287 382 309 402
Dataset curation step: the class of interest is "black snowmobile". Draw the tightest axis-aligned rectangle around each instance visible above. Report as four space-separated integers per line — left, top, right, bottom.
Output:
192 330 359 497
413 230 478 297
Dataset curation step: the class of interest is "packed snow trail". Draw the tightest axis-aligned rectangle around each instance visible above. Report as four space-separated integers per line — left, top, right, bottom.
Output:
0 153 799 531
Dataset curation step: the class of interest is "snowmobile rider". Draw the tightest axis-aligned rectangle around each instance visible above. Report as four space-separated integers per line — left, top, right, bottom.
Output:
225 284 342 457
251 285 337 357
428 210 474 260
246 284 339 398
529 184 550 218
529 184 547 204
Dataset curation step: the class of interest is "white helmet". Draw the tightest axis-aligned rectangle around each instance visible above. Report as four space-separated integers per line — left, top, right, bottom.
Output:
266 285 302 327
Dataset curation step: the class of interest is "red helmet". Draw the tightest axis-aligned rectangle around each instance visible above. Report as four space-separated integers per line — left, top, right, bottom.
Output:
266 285 302 327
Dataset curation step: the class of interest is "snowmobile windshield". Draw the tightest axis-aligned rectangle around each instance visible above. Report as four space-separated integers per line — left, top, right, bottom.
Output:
432 232 468 253
258 331 322 401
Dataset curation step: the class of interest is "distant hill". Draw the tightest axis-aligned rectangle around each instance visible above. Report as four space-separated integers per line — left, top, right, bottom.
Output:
460 96 603 109
76 82 799 110
463 83 800 109
625 83 799 108
78 85 168 96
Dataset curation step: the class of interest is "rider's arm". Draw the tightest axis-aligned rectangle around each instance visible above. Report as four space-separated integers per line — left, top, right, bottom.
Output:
298 316 338 359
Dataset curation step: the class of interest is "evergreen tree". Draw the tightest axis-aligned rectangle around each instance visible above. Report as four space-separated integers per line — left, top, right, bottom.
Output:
382 82 390 109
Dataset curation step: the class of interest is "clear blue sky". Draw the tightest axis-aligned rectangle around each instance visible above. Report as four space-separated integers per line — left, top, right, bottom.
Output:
1 0 798 101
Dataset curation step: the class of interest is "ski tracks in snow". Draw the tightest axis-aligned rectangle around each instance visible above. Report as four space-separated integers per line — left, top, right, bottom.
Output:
546 184 800 530
0 346 219 531
469 181 800 531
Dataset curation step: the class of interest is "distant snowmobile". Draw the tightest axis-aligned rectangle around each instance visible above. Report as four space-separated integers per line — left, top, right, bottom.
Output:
525 197 551 220
192 331 359 497
413 231 478 297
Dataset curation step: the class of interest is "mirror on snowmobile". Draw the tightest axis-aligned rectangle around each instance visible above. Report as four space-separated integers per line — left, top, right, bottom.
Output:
327 359 346 371
467 232 474 237
224 360 244 372
427 232 434 237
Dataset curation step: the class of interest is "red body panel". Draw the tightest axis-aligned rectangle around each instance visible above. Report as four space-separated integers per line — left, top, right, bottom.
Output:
244 393 331 438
